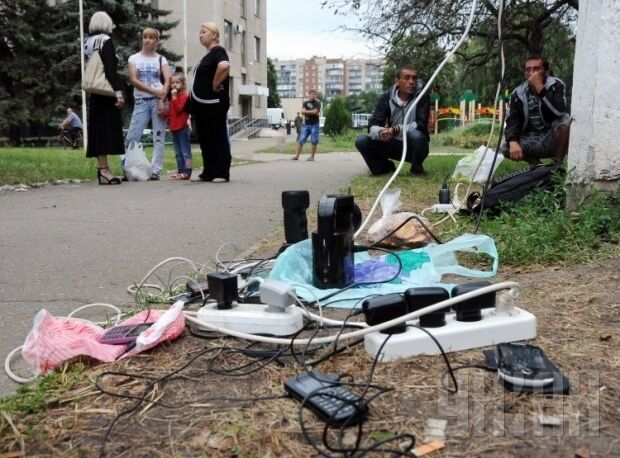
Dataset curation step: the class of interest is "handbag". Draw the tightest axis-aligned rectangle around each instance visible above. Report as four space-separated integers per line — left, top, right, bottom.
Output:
82 36 115 97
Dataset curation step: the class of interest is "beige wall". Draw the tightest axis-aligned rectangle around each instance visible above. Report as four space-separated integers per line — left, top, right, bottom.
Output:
157 0 268 118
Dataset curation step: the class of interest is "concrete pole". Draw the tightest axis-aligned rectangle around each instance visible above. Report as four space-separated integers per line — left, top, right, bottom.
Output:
567 0 620 195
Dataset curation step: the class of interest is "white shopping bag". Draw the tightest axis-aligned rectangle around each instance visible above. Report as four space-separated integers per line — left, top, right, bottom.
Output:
123 141 151 181
453 145 504 183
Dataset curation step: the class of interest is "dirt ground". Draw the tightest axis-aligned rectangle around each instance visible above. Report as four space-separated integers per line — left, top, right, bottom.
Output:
0 254 618 457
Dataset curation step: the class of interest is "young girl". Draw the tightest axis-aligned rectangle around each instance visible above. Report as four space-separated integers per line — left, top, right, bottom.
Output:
125 27 170 180
167 72 192 180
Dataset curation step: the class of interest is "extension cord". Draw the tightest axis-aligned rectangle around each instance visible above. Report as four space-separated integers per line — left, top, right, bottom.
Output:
194 302 304 336
364 306 536 361
432 203 457 213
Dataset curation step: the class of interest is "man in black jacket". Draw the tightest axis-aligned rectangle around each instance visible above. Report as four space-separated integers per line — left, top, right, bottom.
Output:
355 66 430 176
501 55 571 164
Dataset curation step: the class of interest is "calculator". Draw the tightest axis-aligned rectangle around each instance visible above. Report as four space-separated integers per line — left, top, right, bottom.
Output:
99 323 153 345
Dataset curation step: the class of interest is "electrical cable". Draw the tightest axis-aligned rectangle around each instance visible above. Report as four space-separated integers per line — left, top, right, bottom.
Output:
183 281 520 346
354 0 479 240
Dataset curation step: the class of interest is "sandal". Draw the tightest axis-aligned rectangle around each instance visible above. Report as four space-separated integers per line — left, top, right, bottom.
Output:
170 172 190 180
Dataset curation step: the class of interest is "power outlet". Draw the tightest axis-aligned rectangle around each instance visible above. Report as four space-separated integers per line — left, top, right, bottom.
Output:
432 203 457 213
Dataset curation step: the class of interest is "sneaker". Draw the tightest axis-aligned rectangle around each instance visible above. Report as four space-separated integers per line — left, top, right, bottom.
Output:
149 174 160 181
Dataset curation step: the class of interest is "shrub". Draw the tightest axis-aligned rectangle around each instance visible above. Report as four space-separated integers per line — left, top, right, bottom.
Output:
324 97 352 137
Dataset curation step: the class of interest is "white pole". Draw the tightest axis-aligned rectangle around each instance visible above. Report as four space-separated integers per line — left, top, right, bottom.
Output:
79 0 87 150
183 0 187 75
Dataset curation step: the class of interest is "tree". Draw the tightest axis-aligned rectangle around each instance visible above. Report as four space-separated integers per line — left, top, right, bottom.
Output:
345 90 380 114
267 58 281 108
323 97 351 136
324 0 578 104
0 0 179 144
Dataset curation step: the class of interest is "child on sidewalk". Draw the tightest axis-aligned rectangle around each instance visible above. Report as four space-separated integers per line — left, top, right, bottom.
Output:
167 72 192 180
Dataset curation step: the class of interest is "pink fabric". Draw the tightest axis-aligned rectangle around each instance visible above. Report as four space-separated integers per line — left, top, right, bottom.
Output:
22 307 185 375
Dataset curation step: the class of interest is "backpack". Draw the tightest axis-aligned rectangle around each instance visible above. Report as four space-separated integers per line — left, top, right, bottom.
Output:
465 162 564 216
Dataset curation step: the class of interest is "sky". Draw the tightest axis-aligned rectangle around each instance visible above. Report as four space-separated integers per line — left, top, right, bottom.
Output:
266 0 380 60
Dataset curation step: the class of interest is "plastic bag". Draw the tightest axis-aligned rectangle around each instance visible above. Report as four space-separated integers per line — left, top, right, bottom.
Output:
124 141 151 181
268 234 498 309
453 145 504 183
367 189 434 248
21 304 185 375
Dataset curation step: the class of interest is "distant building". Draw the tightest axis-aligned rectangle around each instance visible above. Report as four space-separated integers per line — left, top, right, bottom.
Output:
150 0 268 119
273 57 385 100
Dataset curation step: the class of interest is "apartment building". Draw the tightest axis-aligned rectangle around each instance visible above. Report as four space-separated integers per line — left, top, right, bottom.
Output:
273 57 385 100
154 0 268 118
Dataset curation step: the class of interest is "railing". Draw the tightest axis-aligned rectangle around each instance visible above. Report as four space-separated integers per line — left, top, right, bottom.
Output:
228 116 270 139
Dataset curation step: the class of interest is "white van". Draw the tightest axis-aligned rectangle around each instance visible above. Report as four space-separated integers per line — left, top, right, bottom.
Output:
267 108 286 129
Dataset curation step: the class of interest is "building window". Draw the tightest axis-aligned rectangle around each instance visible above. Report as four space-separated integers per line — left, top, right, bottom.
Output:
241 31 247 66
254 0 260 16
254 36 260 62
240 0 246 18
224 20 232 49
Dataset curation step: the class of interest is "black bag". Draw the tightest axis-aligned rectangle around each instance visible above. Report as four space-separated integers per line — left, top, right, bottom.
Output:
466 162 564 216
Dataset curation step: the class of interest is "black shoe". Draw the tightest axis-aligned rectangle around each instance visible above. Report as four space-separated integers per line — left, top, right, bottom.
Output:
97 168 121 185
149 174 160 181
410 164 427 176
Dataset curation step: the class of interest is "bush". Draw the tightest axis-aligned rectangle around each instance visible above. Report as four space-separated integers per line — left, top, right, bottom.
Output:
433 121 499 149
324 97 352 137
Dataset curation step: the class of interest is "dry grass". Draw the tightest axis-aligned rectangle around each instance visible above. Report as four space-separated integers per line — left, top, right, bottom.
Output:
0 255 618 457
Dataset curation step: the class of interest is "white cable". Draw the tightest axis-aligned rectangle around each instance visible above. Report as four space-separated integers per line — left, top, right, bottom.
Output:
354 0 479 239
5 346 35 384
127 256 199 297
67 303 123 326
184 280 519 346
290 284 324 324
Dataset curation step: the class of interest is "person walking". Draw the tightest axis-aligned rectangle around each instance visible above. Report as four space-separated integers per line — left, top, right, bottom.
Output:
125 27 171 181
84 11 124 185
191 22 231 182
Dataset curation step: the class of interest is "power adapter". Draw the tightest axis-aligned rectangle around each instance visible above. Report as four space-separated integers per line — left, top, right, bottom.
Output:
362 294 408 334
207 272 238 309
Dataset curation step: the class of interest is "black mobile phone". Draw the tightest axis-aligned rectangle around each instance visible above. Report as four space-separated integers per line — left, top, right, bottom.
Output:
99 323 153 345
284 372 368 426
496 343 555 388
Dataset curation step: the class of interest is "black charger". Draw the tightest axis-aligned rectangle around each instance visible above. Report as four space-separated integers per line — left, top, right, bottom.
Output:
438 173 451 204
207 272 238 309
362 294 408 334
451 281 495 322
404 287 450 327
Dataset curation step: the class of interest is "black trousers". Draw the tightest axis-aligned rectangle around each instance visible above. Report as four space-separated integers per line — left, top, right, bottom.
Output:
193 100 231 180
355 129 429 175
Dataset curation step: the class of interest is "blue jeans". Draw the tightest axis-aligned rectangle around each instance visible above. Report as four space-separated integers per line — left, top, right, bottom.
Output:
355 128 429 175
298 123 320 145
172 128 192 175
125 98 167 175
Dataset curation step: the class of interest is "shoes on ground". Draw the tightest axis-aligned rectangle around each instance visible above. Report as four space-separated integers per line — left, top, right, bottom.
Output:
306 157 315 161
290 156 298 160
149 174 160 181
170 172 190 180
409 164 427 176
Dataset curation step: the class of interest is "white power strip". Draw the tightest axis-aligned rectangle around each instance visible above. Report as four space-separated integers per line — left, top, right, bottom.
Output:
194 302 304 336
432 203 457 213
364 307 536 361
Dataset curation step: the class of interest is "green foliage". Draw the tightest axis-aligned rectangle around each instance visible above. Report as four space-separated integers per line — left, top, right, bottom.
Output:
324 97 351 137
267 58 281 108
433 122 500 149
478 188 620 266
0 0 180 145
0 366 84 415
345 90 380 114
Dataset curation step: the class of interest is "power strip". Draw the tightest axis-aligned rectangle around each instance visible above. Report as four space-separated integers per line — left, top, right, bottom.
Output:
364 307 536 361
432 203 457 213
194 302 304 336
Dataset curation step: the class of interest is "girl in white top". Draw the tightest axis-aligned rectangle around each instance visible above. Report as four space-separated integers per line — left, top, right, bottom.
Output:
125 27 171 180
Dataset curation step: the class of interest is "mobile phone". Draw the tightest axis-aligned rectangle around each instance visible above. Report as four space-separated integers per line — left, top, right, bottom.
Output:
99 322 153 345
496 343 555 388
284 372 368 426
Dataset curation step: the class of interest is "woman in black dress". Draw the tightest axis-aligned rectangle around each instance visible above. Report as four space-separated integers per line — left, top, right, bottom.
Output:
191 22 231 182
84 11 125 185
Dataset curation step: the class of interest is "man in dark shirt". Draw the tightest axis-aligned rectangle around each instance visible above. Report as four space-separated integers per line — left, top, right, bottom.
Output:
355 66 430 175
501 55 571 164
292 90 321 161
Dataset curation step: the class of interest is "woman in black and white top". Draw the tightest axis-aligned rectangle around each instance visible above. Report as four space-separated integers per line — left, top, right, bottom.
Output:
84 11 125 185
191 22 231 182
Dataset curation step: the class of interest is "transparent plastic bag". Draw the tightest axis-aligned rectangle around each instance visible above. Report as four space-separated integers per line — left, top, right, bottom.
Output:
453 145 504 183
367 189 434 248
124 141 151 181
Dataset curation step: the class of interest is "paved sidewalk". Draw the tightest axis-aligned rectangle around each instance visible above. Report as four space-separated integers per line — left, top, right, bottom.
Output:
0 133 367 397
